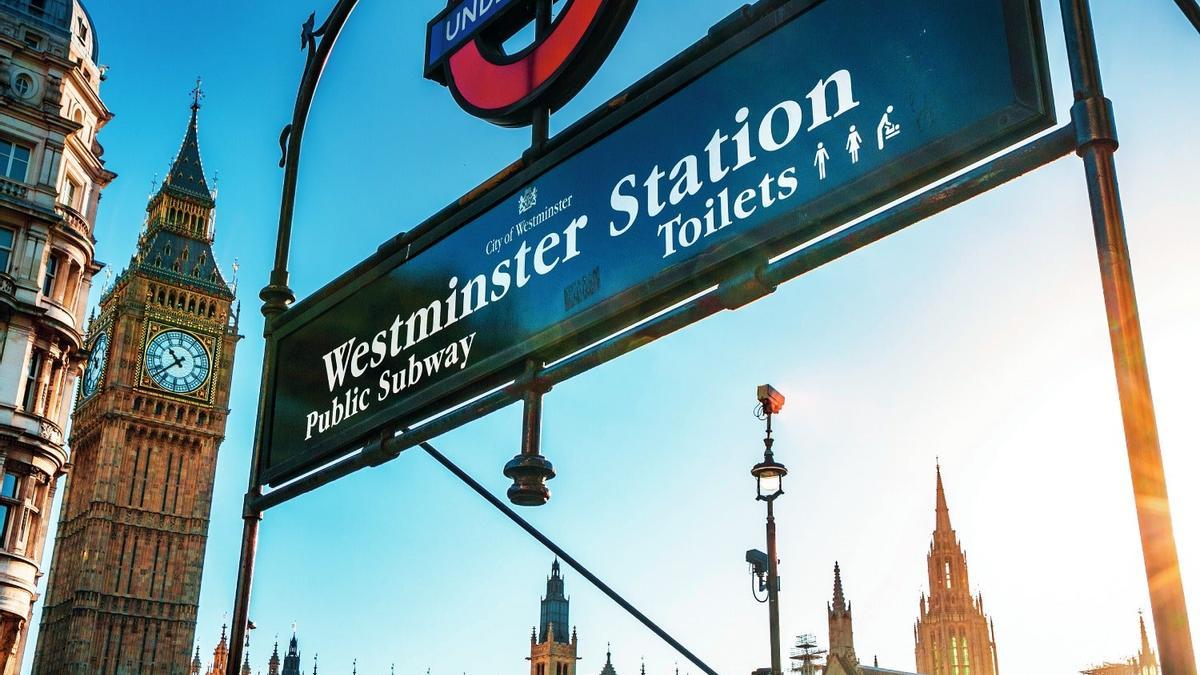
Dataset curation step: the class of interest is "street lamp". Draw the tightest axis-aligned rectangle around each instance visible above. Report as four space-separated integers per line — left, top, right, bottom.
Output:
751 443 787 501
753 384 787 675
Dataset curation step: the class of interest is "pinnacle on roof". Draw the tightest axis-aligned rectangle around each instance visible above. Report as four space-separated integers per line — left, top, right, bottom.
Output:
935 463 953 535
598 643 619 675
831 562 847 613
162 77 212 202
1139 611 1155 660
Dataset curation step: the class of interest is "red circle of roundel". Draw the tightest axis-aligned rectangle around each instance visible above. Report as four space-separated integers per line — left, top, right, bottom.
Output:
443 0 638 128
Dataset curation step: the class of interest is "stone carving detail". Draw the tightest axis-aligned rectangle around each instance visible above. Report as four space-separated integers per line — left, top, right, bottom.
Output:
42 74 62 111
0 55 11 97
38 422 62 445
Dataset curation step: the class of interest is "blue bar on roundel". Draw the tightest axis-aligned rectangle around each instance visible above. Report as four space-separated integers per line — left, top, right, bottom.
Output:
425 0 523 75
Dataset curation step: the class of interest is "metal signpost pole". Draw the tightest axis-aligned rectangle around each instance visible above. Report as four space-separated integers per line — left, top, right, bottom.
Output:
1061 0 1197 672
227 3 360 673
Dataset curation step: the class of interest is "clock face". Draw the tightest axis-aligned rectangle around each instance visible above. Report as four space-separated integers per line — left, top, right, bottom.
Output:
145 329 211 394
80 331 108 399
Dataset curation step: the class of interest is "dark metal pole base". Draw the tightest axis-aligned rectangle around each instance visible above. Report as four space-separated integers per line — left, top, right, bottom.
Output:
503 453 555 506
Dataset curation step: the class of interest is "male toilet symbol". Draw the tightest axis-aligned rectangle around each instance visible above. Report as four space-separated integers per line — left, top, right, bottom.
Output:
877 105 901 149
814 142 831 180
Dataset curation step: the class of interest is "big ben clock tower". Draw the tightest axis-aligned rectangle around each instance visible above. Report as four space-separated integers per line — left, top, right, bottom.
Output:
33 87 241 674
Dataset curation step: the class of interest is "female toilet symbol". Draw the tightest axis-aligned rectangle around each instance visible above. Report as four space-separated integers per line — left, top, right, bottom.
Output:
846 125 863 163
877 105 902 149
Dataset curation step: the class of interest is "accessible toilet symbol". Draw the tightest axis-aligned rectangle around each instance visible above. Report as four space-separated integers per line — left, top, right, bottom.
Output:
846 125 863 163
877 105 901 149
814 142 831 180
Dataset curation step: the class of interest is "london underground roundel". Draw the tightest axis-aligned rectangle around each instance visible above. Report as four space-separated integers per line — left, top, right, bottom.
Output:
425 0 639 127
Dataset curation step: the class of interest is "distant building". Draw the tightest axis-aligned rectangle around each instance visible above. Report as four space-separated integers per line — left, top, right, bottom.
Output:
0 0 112 671
1080 613 1160 675
819 563 916 675
598 645 618 675
914 466 1000 675
531 559 580 675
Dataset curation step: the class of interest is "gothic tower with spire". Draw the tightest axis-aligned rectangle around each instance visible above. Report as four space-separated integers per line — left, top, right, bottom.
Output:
1135 613 1160 674
282 633 302 675
268 639 282 675
598 644 617 675
824 562 859 674
914 466 999 675
530 560 578 675
204 624 229 675
32 84 240 672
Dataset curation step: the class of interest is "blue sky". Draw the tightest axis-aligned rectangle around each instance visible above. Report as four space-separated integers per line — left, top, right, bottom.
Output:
28 1 1200 673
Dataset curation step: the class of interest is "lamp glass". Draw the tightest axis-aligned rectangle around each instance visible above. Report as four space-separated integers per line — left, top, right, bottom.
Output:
757 473 782 499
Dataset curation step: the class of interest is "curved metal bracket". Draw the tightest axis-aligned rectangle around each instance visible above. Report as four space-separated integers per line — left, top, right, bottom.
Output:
263 0 361 319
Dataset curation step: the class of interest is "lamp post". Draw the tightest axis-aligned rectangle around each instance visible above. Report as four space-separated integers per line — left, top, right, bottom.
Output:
752 385 788 675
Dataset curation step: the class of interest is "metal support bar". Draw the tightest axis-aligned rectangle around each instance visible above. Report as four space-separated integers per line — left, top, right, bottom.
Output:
503 360 556 505
530 0 553 151
420 441 720 675
250 125 1077 514
1174 0 1200 35
1061 1 1196 673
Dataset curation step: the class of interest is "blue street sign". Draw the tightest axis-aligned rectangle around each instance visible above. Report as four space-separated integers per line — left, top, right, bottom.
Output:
264 0 1053 484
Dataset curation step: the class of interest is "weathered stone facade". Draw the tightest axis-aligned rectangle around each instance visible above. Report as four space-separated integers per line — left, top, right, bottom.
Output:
32 92 239 673
0 0 112 671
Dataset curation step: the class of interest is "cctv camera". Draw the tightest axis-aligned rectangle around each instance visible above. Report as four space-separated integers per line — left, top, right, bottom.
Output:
757 384 785 415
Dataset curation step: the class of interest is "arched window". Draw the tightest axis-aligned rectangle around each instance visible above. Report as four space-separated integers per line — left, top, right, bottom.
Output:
950 636 959 674
944 561 952 589
72 108 87 140
961 635 970 675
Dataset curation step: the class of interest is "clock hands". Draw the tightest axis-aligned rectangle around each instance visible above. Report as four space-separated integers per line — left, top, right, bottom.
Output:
149 348 187 378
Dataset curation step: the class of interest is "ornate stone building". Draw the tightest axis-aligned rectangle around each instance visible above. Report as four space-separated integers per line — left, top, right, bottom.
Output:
818 563 915 675
32 89 240 672
191 624 252 675
530 559 578 675
0 0 112 671
914 466 1000 675
1080 613 1160 675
